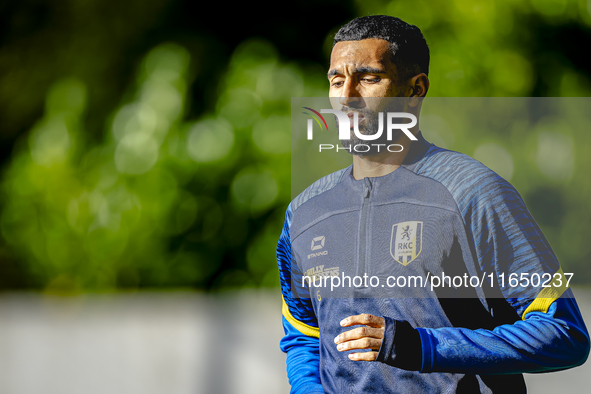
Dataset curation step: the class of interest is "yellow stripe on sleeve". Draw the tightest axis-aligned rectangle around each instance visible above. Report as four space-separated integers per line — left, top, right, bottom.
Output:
522 268 569 320
282 295 320 338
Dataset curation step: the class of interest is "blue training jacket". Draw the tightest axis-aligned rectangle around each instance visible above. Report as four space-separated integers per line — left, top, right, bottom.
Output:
277 133 590 393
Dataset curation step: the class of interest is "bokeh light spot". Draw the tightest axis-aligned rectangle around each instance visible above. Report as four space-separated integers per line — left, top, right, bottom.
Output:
536 131 574 181
187 118 234 163
115 133 159 175
29 118 71 166
231 169 278 213
252 115 290 154
474 143 514 181
112 103 158 141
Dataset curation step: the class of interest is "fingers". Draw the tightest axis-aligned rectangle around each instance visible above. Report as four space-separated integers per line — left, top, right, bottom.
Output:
335 314 386 362
348 351 379 361
336 337 382 351
340 314 385 328
334 326 383 344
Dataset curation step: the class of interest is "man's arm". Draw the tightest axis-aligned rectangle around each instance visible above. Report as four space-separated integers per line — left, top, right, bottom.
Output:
336 172 590 374
413 172 590 373
415 293 589 373
334 295 589 373
277 204 325 394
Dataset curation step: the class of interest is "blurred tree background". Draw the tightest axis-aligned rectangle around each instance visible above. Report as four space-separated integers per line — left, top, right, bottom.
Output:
0 0 590 292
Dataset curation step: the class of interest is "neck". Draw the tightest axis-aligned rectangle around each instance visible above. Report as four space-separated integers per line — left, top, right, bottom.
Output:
351 127 419 180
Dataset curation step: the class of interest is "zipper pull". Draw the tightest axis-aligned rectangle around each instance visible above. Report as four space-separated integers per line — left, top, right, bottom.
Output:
364 178 372 198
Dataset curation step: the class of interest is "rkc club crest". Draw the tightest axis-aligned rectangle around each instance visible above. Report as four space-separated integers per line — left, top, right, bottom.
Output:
390 221 423 266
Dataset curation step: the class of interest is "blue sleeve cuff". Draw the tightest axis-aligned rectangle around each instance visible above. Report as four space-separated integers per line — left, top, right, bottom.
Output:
376 317 422 370
417 327 434 372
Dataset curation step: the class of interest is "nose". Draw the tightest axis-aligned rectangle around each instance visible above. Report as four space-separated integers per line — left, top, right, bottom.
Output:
339 79 365 108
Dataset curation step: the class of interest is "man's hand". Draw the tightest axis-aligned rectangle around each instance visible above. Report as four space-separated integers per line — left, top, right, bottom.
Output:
334 314 385 361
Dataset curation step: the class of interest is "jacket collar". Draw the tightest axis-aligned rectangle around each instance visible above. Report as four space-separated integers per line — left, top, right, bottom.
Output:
343 131 433 182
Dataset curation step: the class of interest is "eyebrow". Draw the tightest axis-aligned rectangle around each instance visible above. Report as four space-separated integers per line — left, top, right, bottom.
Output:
327 67 387 78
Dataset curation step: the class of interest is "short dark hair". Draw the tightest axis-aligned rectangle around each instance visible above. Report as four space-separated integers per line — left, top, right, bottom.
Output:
333 15 430 79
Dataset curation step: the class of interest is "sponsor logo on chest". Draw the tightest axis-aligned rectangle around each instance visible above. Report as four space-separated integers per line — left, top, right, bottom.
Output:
304 264 339 279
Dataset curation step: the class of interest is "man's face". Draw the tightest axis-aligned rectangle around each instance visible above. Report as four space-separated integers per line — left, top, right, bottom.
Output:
328 38 409 154
328 38 404 99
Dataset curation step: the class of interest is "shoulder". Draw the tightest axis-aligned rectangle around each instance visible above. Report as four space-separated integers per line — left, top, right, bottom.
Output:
291 166 351 212
415 145 503 190
413 145 523 217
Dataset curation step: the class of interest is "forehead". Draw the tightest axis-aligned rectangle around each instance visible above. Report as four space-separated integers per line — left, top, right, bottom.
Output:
329 38 393 72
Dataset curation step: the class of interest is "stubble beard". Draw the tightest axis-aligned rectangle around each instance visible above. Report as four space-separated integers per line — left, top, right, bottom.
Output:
337 109 391 157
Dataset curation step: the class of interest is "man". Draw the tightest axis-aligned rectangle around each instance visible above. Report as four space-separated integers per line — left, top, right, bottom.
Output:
277 15 590 393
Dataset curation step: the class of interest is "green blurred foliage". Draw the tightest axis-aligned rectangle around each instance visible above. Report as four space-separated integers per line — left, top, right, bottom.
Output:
0 0 590 291
352 0 591 97
0 39 324 292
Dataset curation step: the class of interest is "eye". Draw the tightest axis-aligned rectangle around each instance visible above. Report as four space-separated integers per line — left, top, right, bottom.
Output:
331 81 344 88
361 77 381 84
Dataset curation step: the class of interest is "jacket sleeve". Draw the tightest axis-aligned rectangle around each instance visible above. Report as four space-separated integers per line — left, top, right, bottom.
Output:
277 204 325 393
378 173 590 374
415 294 589 373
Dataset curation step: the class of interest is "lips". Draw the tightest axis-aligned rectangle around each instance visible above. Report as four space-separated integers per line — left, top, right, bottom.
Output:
347 112 365 128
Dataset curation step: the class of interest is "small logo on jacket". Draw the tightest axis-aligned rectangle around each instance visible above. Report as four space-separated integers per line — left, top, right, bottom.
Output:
311 236 325 250
308 236 327 259
390 221 423 266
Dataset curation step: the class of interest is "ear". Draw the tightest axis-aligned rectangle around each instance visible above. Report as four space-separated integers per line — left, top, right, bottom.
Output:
408 73 429 107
